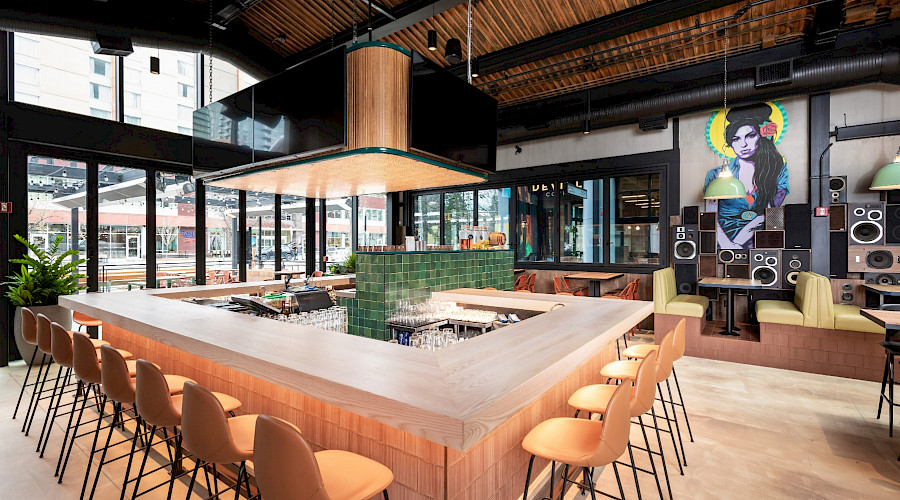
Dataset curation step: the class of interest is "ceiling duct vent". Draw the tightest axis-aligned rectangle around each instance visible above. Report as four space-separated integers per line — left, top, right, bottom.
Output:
755 59 793 88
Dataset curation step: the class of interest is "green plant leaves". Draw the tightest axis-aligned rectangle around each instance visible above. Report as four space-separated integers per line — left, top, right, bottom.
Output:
4 234 87 306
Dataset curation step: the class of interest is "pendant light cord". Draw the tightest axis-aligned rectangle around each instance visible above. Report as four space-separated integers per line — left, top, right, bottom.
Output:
330 0 336 49
352 0 358 43
209 0 214 105
723 23 728 112
466 0 473 84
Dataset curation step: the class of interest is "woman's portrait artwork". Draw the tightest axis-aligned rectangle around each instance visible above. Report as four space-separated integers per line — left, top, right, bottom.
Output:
704 102 790 250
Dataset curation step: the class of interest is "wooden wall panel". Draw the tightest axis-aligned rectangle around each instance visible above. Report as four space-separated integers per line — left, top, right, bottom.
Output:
347 46 410 151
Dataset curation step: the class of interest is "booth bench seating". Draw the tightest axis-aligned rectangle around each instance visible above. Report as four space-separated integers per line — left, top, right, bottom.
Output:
756 271 887 381
653 267 709 342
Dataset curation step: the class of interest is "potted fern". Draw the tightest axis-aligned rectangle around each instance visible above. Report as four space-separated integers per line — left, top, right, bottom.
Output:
4 234 86 364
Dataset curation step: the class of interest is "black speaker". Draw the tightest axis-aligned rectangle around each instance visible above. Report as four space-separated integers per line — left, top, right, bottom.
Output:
830 204 846 231
674 264 697 294
886 205 900 244
781 249 810 289
700 231 717 254
750 249 781 288
718 249 749 264
830 231 847 279
754 230 785 249
682 206 699 225
784 204 811 249
886 190 900 205
864 273 900 285
829 176 847 204
673 225 698 263
848 203 885 245
699 212 717 231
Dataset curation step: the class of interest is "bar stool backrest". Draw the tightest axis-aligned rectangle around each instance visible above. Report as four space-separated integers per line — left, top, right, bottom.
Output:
254 414 327 500
50 322 74 368
135 359 180 428
672 317 687 360
36 313 53 354
513 274 526 290
73 332 101 384
655 329 676 383
553 276 566 294
21 307 38 344
181 381 249 464
526 273 537 292
630 350 658 416
100 344 135 404
590 381 632 467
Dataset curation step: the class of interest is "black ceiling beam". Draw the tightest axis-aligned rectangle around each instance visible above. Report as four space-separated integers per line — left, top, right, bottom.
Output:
448 0 740 78
282 0 466 70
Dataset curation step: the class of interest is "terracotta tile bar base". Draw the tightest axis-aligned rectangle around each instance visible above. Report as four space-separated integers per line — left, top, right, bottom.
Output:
654 313 895 382
104 323 619 500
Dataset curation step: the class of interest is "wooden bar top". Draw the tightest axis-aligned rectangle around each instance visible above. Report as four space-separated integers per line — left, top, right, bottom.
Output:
60 284 650 451
564 272 624 280
862 284 900 296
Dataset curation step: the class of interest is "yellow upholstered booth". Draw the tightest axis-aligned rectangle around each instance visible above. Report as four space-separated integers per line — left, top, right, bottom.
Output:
812 273 884 334
653 267 709 318
755 271 819 327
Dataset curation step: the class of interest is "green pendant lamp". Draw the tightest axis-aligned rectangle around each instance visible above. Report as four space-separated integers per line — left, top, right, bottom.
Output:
704 23 746 200
870 147 900 190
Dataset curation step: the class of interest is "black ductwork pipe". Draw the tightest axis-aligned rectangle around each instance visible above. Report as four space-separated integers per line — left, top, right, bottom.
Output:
498 49 900 144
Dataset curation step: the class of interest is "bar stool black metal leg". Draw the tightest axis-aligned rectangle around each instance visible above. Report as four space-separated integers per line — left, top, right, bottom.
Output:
627 442 642 500
89 401 121 500
12 346 40 419
671 366 694 442
583 467 597 500
41 368 74 457
120 416 147 500
523 454 535 499
21 353 48 426
878 355 890 419
612 461 625 500
79 393 107 496
185 459 201 500
650 407 674 500
666 380 688 466
890 353 895 438
36 365 66 452
657 383 683 474
638 414 664 500
25 356 55 435
57 381 90 481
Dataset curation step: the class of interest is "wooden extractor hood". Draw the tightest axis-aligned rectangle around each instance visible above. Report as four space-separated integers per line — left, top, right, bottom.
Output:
194 42 496 198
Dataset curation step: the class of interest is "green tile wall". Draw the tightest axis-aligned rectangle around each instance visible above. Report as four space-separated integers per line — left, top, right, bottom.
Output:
347 250 514 340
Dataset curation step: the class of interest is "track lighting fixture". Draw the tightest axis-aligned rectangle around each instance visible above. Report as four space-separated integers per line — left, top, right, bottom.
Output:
427 29 437 51
445 38 462 64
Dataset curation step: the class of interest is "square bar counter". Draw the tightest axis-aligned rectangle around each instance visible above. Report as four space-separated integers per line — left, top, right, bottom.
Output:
60 280 651 499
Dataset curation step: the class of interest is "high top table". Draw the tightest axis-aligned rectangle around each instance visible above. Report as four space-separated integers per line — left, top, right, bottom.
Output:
698 277 764 336
862 284 900 308
564 272 624 297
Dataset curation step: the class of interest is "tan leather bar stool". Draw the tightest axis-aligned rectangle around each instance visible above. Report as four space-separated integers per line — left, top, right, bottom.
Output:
622 317 695 444
254 414 394 500
13 307 43 420
128 360 241 500
24 313 66 436
35 322 87 457
73 311 104 331
57 333 139 483
181 381 260 500
601 329 686 474
522 382 632 500
569 351 672 500
83 345 192 500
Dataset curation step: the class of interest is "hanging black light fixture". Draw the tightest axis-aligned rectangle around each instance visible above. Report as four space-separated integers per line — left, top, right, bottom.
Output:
583 93 591 134
427 29 438 51
445 38 462 63
470 57 479 78
150 55 160 74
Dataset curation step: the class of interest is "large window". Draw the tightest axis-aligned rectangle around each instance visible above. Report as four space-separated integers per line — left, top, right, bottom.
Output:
444 191 474 247
14 33 117 118
413 194 441 245
325 198 352 264
517 185 555 262
560 180 603 263
122 46 197 134
26 156 88 287
205 186 239 280
98 165 147 291
155 172 196 284
611 174 661 264
281 195 307 270
478 188 511 240
359 194 387 246
246 192 276 271
205 57 259 103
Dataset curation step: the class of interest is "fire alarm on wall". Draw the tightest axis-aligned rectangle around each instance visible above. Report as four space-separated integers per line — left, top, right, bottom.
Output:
814 206 829 217
0 202 11 213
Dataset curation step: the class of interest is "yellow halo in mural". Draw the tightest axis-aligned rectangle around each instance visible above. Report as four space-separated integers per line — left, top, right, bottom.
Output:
705 101 788 160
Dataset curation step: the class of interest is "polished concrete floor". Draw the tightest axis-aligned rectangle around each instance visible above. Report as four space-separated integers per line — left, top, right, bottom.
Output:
1 347 899 499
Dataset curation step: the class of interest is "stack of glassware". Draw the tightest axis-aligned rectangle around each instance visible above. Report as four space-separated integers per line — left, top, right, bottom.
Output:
406 329 461 350
385 298 459 327
275 306 348 333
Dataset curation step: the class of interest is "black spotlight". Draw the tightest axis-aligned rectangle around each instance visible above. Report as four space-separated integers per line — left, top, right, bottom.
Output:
583 118 590 135
150 55 160 75
470 57 480 78
444 38 462 63
427 29 437 51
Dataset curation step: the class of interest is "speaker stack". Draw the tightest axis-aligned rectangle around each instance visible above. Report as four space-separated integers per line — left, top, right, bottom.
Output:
673 225 698 294
750 249 781 288
829 176 847 204
719 249 749 278
784 204 811 249
885 204 900 244
754 230 785 249
848 203 885 245
781 249 810 289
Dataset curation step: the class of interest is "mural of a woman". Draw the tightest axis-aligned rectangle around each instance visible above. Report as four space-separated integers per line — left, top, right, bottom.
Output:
704 103 790 249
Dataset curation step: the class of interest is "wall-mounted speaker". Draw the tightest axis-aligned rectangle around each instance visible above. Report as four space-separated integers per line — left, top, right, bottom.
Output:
830 204 846 231
699 212 717 231
673 225 698 263
674 264 697 294
848 203 885 245
886 205 900 244
725 264 750 279
700 231 717 254
847 246 900 273
765 206 785 230
831 279 864 306
699 255 718 277
830 231 847 279
750 249 781 288
754 230 785 249
718 249 749 264
886 190 900 205
784 204 811 249
829 176 847 204
864 273 900 285
682 206 699 225
781 249 810 289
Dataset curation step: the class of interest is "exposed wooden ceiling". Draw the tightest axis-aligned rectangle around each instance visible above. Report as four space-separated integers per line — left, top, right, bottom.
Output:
229 0 896 106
